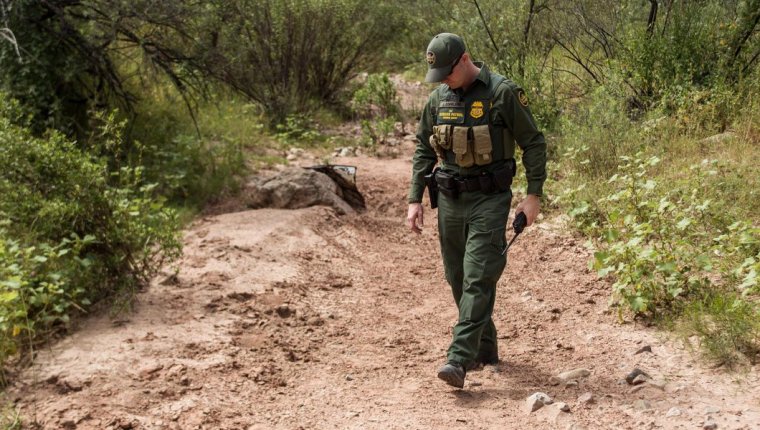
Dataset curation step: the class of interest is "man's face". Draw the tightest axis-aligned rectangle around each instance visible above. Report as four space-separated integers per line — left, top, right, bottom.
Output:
441 54 465 89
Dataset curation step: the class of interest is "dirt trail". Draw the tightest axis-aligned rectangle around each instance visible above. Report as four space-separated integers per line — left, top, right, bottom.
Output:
7 145 760 429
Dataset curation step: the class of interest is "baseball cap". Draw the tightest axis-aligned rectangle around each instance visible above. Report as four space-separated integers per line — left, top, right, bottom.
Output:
424 33 466 83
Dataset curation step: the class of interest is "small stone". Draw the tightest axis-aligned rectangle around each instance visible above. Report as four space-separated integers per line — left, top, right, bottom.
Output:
578 392 595 404
666 407 682 417
525 392 553 413
633 399 652 411
625 368 650 385
703 420 718 429
635 345 653 355
275 305 293 318
139 364 164 379
557 368 591 382
565 380 579 388
338 147 353 157
556 402 571 412
704 405 721 414
345 374 354 381
632 374 649 385
307 317 324 326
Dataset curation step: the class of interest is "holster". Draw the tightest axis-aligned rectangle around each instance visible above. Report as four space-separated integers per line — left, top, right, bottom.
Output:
434 169 458 199
423 168 439 209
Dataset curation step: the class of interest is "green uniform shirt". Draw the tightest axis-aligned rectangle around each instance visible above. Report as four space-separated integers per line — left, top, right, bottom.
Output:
408 63 547 203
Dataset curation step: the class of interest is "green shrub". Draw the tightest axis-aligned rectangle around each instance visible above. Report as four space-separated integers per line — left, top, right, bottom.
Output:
0 107 181 370
352 73 402 146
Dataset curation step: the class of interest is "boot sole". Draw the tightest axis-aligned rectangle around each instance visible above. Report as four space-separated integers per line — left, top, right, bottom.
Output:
437 368 465 388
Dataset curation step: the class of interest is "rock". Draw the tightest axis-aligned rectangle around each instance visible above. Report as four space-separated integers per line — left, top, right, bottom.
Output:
703 420 718 429
625 368 650 385
556 402 571 412
704 405 721 414
275 305 294 318
634 345 652 355
139 364 164 380
244 168 360 215
578 392 595 404
666 407 682 417
345 374 354 381
338 147 354 157
633 399 652 411
525 392 553 413
632 374 649 385
565 380 579 388
555 368 591 384
307 316 324 326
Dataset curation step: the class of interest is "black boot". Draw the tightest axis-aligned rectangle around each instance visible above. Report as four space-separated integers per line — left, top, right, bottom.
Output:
437 361 466 388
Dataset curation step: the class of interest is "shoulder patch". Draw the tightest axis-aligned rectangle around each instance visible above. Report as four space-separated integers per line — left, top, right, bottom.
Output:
517 89 529 107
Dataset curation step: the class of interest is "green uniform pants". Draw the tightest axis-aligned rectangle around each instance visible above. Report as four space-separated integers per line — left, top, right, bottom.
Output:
437 188 511 367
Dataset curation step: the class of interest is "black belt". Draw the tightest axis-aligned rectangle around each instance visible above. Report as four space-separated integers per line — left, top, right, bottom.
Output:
435 160 515 197
454 175 488 192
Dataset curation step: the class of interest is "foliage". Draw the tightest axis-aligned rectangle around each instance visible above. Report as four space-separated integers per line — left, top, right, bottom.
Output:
352 73 402 146
0 106 181 369
194 0 409 126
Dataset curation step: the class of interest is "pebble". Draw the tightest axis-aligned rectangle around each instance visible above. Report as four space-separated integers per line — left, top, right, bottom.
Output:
626 368 650 385
666 407 682 417
578 392 595 404
551 368 590 385
525 392 553 413
632 374 649 385
633 399 652 411
635 345 653 355
703 420 718 429
345 374 354 381
704 405 721 414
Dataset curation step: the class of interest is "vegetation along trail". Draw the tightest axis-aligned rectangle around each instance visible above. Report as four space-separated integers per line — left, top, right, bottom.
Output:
6 143 760 429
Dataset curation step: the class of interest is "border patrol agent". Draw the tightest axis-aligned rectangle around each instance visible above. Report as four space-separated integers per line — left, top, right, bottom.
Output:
406 33 547 388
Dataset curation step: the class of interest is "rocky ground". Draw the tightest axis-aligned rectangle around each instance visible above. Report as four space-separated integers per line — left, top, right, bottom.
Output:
5 141 760 430
4 77 760 429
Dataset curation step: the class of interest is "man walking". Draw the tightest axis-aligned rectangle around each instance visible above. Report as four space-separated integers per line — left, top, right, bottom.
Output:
406 33 546 388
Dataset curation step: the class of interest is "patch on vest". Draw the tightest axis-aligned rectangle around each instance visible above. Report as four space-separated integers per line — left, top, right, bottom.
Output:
518 90 529 107
470 101 485 119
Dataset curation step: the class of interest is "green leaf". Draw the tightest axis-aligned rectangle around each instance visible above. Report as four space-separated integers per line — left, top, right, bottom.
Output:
676 218 692 230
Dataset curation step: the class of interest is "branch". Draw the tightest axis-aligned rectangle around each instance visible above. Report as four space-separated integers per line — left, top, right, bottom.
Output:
473 0 499 54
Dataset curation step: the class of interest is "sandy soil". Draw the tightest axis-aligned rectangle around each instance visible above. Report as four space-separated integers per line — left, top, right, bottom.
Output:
5 141 760 430
6 76 760 429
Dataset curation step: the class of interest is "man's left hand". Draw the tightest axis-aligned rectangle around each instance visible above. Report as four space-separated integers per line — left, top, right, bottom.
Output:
515 194 541 227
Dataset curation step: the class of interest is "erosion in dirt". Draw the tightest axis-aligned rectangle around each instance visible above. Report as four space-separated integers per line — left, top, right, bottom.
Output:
5 145 760 430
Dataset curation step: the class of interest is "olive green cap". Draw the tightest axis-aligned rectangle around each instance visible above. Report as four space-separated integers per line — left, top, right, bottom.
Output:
424 33 466 83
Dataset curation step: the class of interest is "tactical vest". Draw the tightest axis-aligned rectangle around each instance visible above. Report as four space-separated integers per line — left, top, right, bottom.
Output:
428 74 516 172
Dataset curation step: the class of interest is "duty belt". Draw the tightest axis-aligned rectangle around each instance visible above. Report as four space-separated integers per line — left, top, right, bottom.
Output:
434 159 516 198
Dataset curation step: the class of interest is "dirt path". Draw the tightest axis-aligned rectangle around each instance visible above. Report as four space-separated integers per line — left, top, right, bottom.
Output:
6 143 760 429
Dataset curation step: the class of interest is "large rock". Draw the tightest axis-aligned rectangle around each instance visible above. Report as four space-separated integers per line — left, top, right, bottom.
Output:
244 168 363 215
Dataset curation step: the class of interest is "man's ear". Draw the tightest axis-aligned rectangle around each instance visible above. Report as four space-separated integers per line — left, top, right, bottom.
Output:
461 52 471 64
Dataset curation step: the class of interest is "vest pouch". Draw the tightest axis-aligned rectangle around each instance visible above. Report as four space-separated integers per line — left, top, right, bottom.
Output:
472 124 493 166
438 124 453 150
452 126 474 168
429 126 445 160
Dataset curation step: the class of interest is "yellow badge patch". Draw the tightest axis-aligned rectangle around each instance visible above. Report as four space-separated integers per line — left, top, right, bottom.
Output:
426 51 436 65
518 90 529 107
470 101 484 119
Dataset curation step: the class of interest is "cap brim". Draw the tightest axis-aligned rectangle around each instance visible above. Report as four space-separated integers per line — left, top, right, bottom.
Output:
425 65 452 83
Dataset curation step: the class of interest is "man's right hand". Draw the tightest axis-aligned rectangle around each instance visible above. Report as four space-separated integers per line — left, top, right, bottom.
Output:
407 203 424 234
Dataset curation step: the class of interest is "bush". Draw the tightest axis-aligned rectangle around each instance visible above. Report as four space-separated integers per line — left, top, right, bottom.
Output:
352 73 402 146
0 107 181 370
194 0 408 126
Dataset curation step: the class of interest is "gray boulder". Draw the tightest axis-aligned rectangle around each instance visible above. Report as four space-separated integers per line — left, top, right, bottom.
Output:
245 168 358 214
